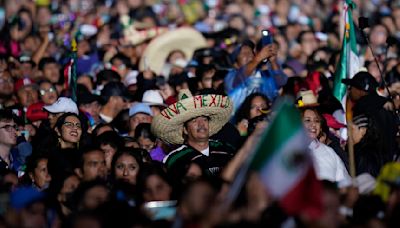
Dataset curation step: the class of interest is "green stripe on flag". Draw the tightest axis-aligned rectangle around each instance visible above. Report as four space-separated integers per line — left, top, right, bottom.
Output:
250 102 303 170
333 0 359 104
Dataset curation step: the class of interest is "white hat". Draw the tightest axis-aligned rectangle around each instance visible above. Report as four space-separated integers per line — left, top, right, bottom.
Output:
142 90 166 107
43 97 79 114
138 27 207 75
124 70 138 87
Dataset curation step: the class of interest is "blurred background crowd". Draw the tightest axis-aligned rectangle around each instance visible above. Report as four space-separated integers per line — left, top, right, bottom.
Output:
1 0 400 227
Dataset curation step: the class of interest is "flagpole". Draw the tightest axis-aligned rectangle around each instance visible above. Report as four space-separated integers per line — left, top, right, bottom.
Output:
71 38 78 102
346 99 356 180
344 0 357 181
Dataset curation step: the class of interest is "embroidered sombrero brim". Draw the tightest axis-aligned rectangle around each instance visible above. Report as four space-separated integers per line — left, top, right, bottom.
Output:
151 94 233 145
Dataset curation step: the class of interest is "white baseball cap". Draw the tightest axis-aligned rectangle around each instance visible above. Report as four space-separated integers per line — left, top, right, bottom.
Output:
124 70 138 87
43 97 79 114
142 90 166 107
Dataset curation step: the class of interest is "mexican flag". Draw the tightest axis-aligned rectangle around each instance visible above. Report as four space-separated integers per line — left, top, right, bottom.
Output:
250 100 322 218
226 99 322 219
333 0 360 108
63 39 78 102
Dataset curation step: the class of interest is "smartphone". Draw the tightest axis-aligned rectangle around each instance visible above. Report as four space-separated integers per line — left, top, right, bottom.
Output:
261 30 273 47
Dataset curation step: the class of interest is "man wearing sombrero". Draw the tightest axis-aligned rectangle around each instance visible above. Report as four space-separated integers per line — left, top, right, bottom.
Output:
151 90 236 176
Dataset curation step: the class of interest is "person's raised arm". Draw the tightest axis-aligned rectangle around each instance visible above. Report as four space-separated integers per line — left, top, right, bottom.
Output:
243 44 277 77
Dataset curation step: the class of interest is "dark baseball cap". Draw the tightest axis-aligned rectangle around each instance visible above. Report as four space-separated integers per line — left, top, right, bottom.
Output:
342 71 378 93
101 82 132 102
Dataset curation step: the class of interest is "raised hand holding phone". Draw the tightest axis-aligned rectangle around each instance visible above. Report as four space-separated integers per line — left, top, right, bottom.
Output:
260 30 275 63
261 30 273 46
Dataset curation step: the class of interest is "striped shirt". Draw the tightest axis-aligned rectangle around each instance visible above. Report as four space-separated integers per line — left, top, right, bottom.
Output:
163 140 236 176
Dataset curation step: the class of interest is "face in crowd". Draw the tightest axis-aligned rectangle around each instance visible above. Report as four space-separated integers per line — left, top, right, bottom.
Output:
39 81 58 105
302 109 322 140
129 113 152 133
0 118 17 147
76 150 107 182
0 71 14 99
142 173 172 202
17 86 39 108
56 115 83 147
183 116 210 143
29 158 51 190
249 95 269 119
113 152 140 185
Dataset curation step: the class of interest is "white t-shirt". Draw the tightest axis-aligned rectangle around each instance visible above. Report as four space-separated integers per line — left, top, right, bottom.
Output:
200 147 210 156
309 140 351 186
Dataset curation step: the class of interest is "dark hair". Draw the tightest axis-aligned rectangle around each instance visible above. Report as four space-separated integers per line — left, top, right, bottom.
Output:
299 107 322 119
110 53 131 69
38 57 58 71
110 148 144 181
166 50 186 63
92 123 115 137
96 69 121 87
54 113 82 132
0 109 15 123
234 92 270 124
297 29 315 44
38 79 56 87
168 72 189 87
95 131 124 151
25 153 49 175
70 179 109 211
134 123 156 142
195 64 215 80
385 66 400 87
76 147 103 170
54 113 86 149
20 153 49 186
111 109 130 135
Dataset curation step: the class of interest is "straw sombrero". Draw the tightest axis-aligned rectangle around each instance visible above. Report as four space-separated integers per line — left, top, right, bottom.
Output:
151 90 233 145
139 27 207 75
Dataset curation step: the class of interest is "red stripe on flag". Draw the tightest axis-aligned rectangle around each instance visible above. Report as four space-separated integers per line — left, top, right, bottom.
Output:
279 166 323 220
63 59 73 90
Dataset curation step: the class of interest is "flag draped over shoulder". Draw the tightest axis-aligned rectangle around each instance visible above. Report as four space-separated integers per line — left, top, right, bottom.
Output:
226 98 322 219
333 0 360 107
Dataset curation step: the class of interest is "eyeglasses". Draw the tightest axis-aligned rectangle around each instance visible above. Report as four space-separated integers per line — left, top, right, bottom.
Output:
39 87 56 96
0 124 18 132
63 121 82 129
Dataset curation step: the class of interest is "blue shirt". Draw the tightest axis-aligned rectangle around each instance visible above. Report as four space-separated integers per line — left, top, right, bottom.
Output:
224 65 287 113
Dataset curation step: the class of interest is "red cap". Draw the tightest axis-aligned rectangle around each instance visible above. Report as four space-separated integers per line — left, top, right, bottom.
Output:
323 114 346 130
26 102 48 122
14 78 37 92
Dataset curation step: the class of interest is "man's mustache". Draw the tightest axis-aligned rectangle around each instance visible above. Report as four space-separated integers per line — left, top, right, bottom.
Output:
196 127 208 132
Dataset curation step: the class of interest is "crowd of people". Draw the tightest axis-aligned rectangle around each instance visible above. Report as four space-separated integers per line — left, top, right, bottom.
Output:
1 0 400 227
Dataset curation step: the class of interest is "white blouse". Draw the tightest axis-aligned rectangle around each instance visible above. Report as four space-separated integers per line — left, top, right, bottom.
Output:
309 140 351 186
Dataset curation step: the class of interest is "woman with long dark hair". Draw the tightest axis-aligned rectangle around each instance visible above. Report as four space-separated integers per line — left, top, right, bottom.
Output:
351 114 391 177
234 92 270 136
